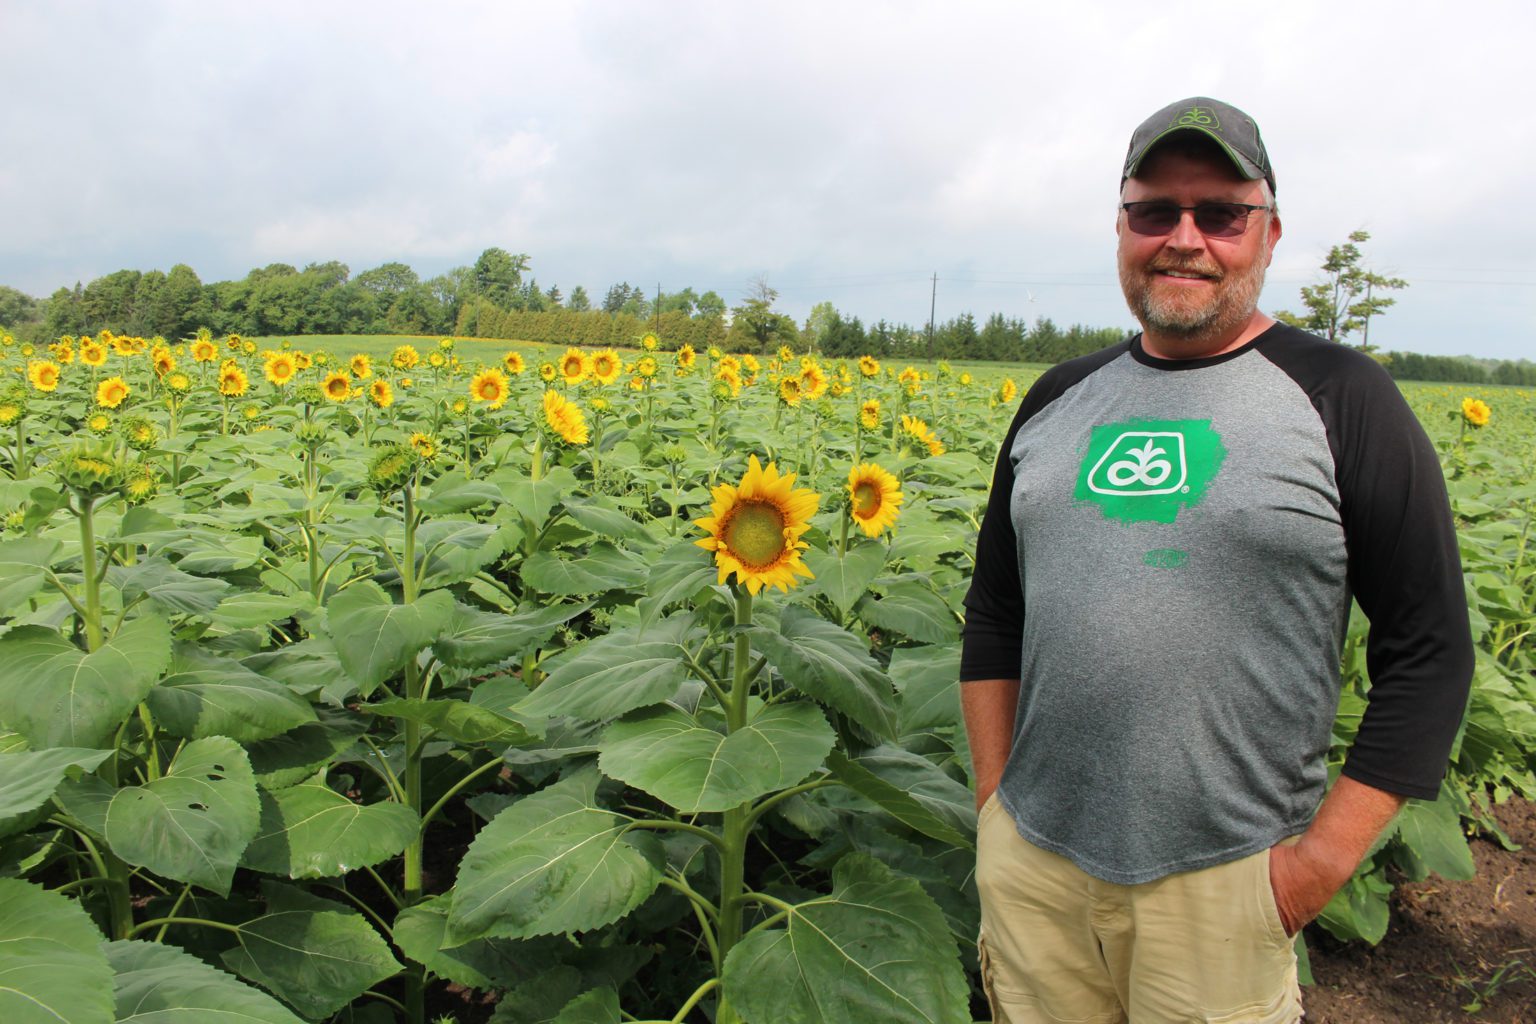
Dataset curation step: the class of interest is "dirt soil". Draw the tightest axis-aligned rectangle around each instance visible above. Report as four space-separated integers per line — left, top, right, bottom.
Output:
1303 797 1536 1023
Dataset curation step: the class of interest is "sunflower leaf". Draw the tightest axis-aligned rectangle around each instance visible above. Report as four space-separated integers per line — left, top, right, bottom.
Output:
750 605 897 738
0 878 114 1024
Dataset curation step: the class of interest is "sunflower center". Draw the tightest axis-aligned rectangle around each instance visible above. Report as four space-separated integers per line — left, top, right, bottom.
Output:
852 482 880 516
724 501 787 568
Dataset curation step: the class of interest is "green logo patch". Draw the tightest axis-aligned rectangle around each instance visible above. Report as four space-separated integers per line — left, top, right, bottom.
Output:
1074 418 1226 523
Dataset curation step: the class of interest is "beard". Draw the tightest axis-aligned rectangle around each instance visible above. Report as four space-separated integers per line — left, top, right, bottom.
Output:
1119 248 1268 345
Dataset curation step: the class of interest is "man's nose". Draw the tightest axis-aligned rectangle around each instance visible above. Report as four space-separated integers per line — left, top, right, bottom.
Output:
1165 209 1206 250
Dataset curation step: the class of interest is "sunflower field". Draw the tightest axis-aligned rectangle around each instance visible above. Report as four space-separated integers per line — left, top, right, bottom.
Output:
0 326 1530 1024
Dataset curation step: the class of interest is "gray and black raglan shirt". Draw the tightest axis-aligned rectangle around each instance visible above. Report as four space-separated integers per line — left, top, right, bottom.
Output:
961 323 1473 885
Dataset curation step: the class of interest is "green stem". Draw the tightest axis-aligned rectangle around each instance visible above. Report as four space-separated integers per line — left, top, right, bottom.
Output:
670 977 721 1023
419 757 504 830
14 417 26 479
745 777 837 829
78 497 103 652
622 818 726 852
125 916 244 940
714 586 754 1024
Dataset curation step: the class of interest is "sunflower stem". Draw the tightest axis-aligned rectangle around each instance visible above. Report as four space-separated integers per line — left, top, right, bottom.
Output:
714 586 754 1024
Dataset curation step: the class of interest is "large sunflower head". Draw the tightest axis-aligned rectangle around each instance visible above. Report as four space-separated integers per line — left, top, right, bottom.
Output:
369 378 394 408
693 455 819 595
542 389 589 445
95 376 130 409
350 354 372 379
635 355 658 379
165 371 191 394
190 338 218 362
777 376 802 407
471 368 509 408
264 352 298 387
503 351 526 375
1461 397 1491 428
80 341 108 367
590 348 621 385
218 364 250 398
859 399 880 431
392 344 420 370
151 347 175 377
858 355 880 378
677 344 696 369
559 347 590 386
847 462 903 537
321 371 352 402
28 361 61 393
799 362 828 400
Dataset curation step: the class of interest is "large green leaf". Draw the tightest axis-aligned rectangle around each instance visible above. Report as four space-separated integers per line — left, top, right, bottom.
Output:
636 541 716 628
600 702 834 813
325 581 455 695
522 544 648 596
1316 868 1393 944
105 737 260 895
0 747 110 838
1394 785 1475 881
418 478 502 515
561 498 652 546
0 878 113 1024
890 646 962 734
855 580 959 644
0 537 59 615
416 519 503 588
448 772 662 941
147 647 316 743
0 615 172 749
363 698 535 746
499 466 579 530
221 883 402 1019
104 940 305 1024
514 618 698 722
551 988 621 1024
106 557 233 616
803 543 887 614
241 774 419 879
489 968 585 1024
211 591 319 630
433 601 591 669
826 747 975 849
750 605 897 738
393 896 529 990
245 709 368 790
721 853 968 1024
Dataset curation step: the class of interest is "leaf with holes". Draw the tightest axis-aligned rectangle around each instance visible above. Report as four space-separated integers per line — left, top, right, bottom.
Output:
0 615 172 749
0 878 113 1024
105 940 305 1024
721 853 968 1024
222 882 402 1019
600 702 834 813
241 774 420 879
104 736 260 895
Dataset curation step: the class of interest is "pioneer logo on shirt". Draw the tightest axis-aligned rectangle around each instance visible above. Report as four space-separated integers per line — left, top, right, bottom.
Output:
1074 418 1226 523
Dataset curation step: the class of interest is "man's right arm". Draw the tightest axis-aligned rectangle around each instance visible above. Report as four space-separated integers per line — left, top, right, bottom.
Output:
962 678 1020 811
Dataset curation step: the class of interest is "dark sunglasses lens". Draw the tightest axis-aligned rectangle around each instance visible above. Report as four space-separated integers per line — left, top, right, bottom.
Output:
1193 204 1248 237
1124 203 1180 235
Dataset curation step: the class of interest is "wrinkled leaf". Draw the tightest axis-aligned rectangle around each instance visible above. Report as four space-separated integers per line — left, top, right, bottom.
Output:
751 605 896 738
325 581 455 695
241 774 419 879
0 878 113 1024
105 939 305 1024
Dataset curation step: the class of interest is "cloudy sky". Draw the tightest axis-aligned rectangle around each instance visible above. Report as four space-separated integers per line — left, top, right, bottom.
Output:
3 1 1531 361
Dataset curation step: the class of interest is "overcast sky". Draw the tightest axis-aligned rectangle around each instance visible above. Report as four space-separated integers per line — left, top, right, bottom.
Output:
2 1 1531 361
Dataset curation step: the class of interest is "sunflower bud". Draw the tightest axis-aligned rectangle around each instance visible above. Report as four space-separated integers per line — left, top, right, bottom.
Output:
295 382 324 406
58 443 124 498
366 443 420 493
122 461 160 505
121 415 160 451
294 420 328 449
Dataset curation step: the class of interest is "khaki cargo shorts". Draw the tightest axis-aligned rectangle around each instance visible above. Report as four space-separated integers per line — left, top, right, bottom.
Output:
975 793 1303 1023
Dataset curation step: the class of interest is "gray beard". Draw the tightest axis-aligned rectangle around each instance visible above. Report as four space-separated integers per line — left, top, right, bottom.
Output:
1120 253 1268 345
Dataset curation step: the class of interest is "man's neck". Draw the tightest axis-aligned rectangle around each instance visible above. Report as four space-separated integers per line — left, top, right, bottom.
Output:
1140 312 1275 361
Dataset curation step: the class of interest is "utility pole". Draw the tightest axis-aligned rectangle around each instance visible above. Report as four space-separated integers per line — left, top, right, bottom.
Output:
927 272 937 360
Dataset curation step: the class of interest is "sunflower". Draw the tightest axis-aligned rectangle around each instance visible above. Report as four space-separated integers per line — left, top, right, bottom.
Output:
241 340 257 355
86 411 113 435
218 364 249 397
52 340 75 364
264 352 299 387
542 389 589 445
900 414 945 457
999 378 1018 404
641 333 659 351
369 378 394 409
113 335 138 357
858 355 880 378
717 355 741 376
151 347 175 377
693 455 819 595
470 368 509 408
95 376 130 409
392 344 420 370
628 375 647 391
799 362 828 400
590 348 621 385
898 366 922 395
742 353 760 375
860 399 880 431
635 355 658 379
292 350 312 370
122 462 159 505
777 345 794 363
677 344 696 370
165 372 191 394
27 361 61 392
714 365 742 399
503 351 526 375
538 362 557 382
559 347 590 386
79 341 108 367
350 354 372 379
317 371 351 402
0 401 22 427
777 376 802 407
1461 397 1491 428
409 432 439 461
429 351 446 369
847 462 903 537
191 338 219 363
122 415 159 450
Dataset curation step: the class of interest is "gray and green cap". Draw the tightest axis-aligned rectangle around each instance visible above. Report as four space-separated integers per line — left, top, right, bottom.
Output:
1122 97 1275 193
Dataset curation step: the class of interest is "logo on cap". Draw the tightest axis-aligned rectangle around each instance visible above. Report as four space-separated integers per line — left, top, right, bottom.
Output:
1174 106 1220 132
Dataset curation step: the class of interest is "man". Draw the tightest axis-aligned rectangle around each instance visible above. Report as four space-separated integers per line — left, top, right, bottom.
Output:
960 97 1472 1023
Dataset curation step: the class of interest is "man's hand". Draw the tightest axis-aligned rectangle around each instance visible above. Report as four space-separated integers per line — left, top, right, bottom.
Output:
1267 775 1407 935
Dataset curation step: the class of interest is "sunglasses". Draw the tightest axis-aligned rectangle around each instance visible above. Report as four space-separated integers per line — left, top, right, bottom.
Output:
1120 201 1271 239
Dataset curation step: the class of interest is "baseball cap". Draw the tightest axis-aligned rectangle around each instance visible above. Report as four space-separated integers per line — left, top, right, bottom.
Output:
1122 97 1275 194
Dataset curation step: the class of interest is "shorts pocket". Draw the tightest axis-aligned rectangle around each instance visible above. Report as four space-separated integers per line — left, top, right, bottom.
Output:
1257 847 1293 945
976 930 1002 1022
977 791 1004 828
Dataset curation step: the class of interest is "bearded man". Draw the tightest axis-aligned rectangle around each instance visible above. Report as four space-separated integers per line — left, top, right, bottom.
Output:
960 97 1472 1023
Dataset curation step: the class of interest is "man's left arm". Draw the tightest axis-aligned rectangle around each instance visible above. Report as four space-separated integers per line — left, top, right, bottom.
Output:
1264 351 1474 935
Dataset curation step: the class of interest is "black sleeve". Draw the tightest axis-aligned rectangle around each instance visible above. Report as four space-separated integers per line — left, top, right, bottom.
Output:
960 342 1129 682
1259 330 1473 799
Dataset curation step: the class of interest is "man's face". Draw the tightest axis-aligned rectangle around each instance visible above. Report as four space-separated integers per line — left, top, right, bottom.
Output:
1116 142 1281 354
